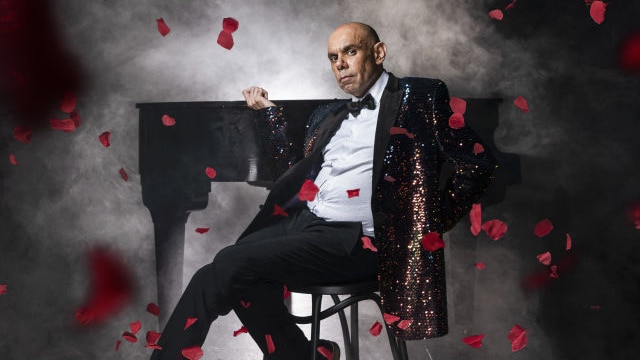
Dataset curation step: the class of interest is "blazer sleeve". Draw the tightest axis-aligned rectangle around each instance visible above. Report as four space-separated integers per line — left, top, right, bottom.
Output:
432 81 499 231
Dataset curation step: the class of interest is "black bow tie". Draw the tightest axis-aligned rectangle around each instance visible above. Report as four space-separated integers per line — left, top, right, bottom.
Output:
346 93 376 117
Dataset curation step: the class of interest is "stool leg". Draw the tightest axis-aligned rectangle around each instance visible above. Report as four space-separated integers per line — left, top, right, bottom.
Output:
398 339 408 360
350 302 359 360
310 294 323 360
332 295 352 360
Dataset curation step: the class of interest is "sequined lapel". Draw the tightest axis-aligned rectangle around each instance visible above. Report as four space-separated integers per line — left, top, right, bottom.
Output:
310 103 349 155
372 73 402 191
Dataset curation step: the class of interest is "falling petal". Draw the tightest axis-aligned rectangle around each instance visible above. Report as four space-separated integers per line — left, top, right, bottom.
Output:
383 175 396 182
115 339 121 351
462 334 485 348
449 97 466 114
397 319 412 330
70 111 82 129
13 126 32 143
119 168 129 182
448 113 465 129
369 321 383 336
50 118 76 132
534 218 553 237
505 0 518 10
565 233 572 250
383 313 400 325
130 320 141 334
146 331 162 347
361 236 378 252
317 345 334 360
240 300 251 308
147 302 160 316
99 131 111 147
514 96 529 113
156 18 170 36
470 203 482 236
122 331 137 343
589 1 606 25
182 345 204 360
222 17 239 33
346 189 360 198
195 228 210 234
60 91 77 113
184 317 198 330
283 285 290 299
473 143 485 155
481 219 508 240
0 284 6 294
233 326 248 337
298 179 319 201
475 262 486 270
205 167 217 179
549 265 559 278
508 324 528 352
619 31 640 73
272 204 289 217
421 232 445 252
265 334 276 354
217 31 234 50
9 154 18 165
489 9 504 20
537 251 552 266
161 114 176 126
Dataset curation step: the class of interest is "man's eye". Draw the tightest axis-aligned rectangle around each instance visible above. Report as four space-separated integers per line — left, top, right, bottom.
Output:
347 49 357 55
329 56 337 62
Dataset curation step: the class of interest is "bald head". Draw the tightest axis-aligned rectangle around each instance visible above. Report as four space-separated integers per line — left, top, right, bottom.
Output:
327 23 387 97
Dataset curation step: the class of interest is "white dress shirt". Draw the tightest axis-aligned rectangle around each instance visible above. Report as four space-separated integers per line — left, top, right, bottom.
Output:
307 72 389 236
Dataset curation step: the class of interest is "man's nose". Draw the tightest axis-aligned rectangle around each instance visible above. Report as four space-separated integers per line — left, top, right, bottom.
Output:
335 56 347 70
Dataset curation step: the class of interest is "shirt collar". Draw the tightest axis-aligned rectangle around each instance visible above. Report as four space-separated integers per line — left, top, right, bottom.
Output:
351 71 389 105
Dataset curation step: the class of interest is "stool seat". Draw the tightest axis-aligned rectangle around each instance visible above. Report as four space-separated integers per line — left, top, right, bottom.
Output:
288 280 408 360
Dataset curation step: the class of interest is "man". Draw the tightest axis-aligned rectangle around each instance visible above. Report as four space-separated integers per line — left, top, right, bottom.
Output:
151 22 497 360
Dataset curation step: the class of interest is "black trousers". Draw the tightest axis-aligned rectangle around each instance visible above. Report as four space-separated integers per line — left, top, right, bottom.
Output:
151 208 379 360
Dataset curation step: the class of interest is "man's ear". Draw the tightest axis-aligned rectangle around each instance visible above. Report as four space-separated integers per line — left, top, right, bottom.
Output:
373 42 387 65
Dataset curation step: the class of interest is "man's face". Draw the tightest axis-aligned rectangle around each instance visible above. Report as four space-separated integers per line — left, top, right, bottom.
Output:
327 25 384 98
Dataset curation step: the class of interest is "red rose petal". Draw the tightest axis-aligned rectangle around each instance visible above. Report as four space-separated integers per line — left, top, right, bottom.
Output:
390 126 415 138
283 284 290 299
505 0 518 10
369 321 383 336
448 113 465 129
161 114 176 126
156 18 170 36
347 189 360 198
421 232 445 252
184 317 198 330
240 300 251 308
514 96 529 113
475 262 486 270
146 344 163 350
119 168 129 181
205 167 217 179
383 175 396 182
195 227 210 234
537 251 552 266
317 345 334 360
50 118 76 132
99 131 111 147
481 219 508 240
222 17 239 33
462 334 485 348
589 1 606 25
265 334 276 354
619 31 640 73
115 339 121 351
0 284 7 294
470 203 482 236
122 331 137 343
13 126 32 143
549 265 559 278
130 320 141 334
473 143 485 155
298 179 319 201
146 330 162 346
489 9 504 20
449 97 467 114
383 313 400 325
217 30 234 50
565 233 572 250
60 91 77 113
233 325 248 337
397 319 412 330
147 302 160 316
70 111 82 129
534 218 554 237
508 324 528 352
182 345 204 360
361 236 378 252
74 248 134 325
9 154 18 165
272 204 289 217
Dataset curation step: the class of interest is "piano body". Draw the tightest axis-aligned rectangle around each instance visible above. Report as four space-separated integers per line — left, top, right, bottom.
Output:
137 98 519 326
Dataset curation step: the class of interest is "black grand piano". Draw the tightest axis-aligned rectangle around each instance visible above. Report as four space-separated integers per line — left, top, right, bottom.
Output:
137 99 520 326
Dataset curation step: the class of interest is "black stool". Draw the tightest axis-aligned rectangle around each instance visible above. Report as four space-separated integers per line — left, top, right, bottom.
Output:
288 280 409 360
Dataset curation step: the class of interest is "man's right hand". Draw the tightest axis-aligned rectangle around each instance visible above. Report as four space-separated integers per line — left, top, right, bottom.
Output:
242 86 276 110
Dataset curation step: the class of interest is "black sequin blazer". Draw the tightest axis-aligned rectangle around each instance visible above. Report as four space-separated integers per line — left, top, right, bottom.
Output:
241 74 497 339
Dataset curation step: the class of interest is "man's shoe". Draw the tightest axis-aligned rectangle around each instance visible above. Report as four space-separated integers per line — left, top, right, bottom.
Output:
316 339 340 360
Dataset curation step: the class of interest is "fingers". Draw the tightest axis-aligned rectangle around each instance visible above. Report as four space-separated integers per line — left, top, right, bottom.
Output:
242 86 275 110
